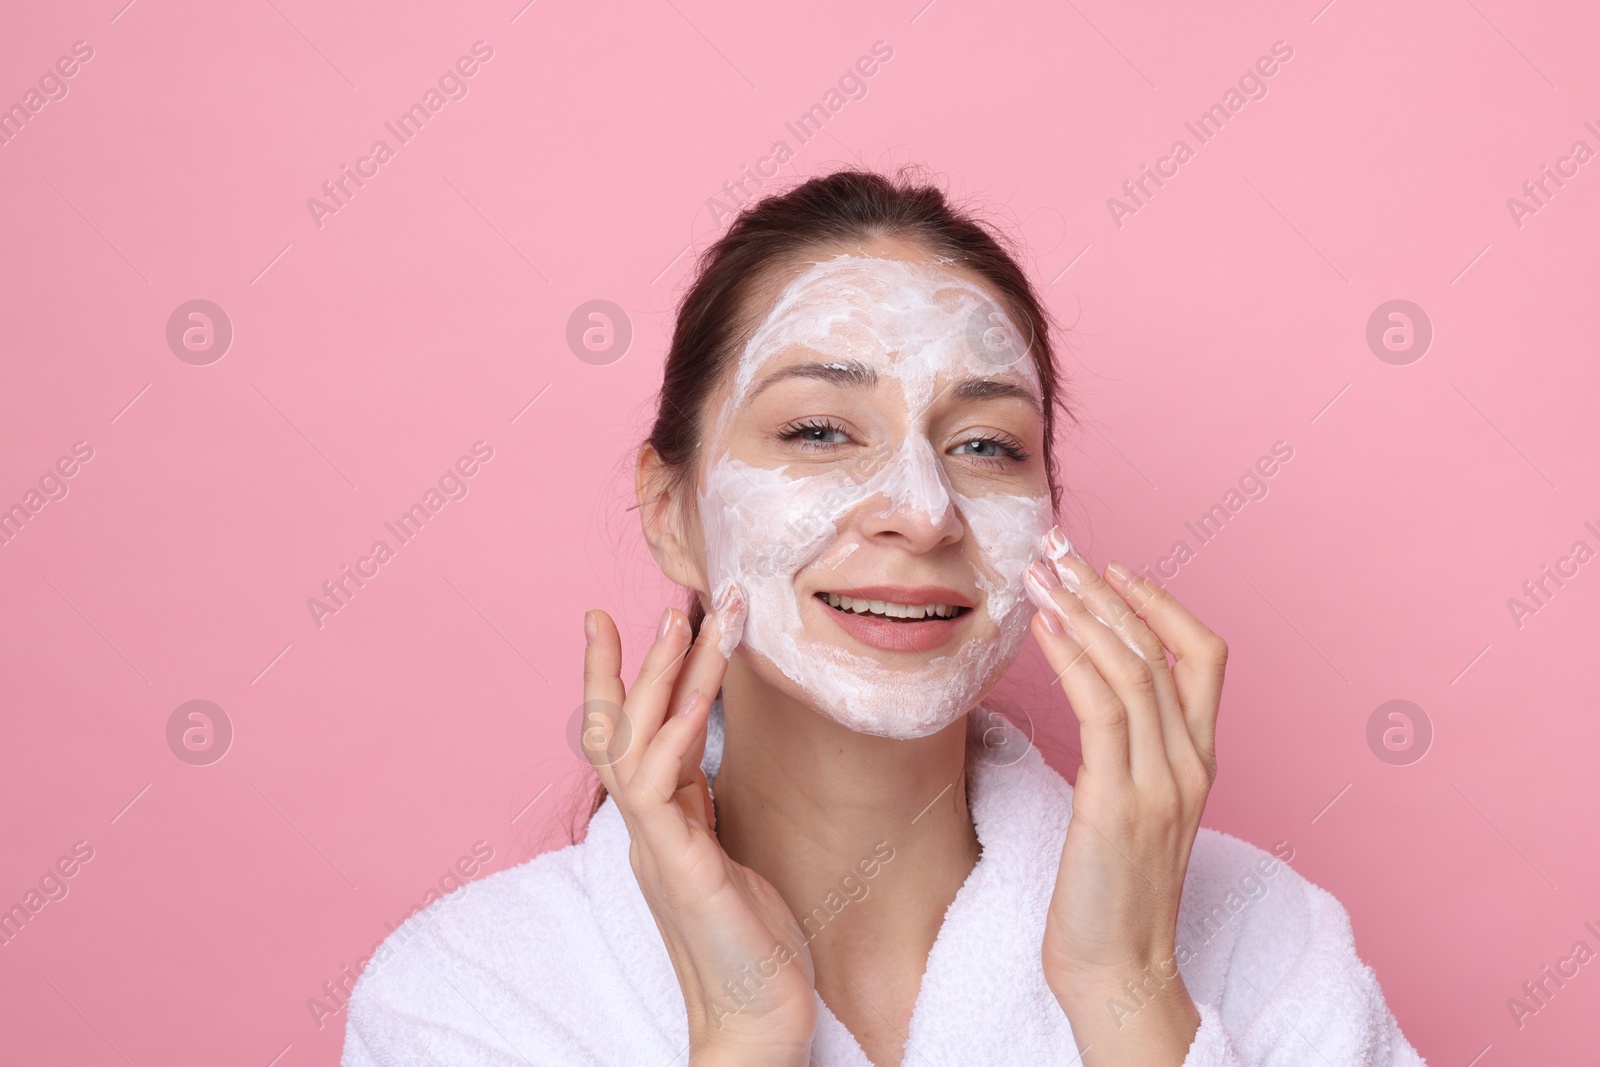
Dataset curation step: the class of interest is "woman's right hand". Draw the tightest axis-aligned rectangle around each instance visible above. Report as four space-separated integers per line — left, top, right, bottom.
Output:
583 589 818 1066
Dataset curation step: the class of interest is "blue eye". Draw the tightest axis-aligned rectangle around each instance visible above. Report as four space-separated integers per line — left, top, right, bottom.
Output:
778 419 852 448
952 435 1029 461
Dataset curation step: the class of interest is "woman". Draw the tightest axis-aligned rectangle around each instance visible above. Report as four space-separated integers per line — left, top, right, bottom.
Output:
342 168 1427 1066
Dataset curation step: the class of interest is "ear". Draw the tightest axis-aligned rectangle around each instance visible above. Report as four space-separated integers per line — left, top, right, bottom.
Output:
636 444 709 596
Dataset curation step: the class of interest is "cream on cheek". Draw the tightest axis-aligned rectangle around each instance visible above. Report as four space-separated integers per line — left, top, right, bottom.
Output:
696 253 1053 739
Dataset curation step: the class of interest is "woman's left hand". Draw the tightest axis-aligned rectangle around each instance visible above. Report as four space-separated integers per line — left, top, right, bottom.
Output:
1021 529 1227 1063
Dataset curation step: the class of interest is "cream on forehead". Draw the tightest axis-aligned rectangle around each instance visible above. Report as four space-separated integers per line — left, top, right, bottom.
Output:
716 252 1039 437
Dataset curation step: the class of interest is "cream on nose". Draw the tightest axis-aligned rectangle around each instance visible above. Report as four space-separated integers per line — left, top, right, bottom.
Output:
865 435 954 528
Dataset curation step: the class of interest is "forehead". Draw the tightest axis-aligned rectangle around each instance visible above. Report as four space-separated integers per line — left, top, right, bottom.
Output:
729 252 1041 406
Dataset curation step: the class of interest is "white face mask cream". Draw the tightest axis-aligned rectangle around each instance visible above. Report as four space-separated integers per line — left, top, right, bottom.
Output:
696 252 1054 739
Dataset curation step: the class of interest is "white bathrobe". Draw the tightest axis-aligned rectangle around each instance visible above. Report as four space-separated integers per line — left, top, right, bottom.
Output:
343 701 1429 1066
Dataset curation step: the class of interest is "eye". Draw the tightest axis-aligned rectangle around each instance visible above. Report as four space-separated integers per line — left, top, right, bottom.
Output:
950 433 1030 462
776 418 853 450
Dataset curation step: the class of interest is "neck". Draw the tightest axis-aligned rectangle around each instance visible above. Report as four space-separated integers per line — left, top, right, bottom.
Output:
711 655 982 972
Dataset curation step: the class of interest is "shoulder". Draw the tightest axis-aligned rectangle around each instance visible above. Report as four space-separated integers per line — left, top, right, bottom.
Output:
1176 827 1328 1002
349 835 597 998
1181 828 1414 1040
341 831 616 1064
1179 829 1427 1060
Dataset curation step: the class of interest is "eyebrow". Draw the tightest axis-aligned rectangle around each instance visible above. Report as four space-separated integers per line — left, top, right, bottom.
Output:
747 360 878 400
747 360 1041 413
946 377 1041 414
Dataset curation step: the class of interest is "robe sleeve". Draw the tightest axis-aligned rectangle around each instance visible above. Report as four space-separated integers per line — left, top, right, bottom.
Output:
1178 879 1428 1066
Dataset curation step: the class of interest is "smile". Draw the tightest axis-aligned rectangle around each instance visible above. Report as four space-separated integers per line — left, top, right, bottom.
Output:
818 592 968 620
812 586 975 654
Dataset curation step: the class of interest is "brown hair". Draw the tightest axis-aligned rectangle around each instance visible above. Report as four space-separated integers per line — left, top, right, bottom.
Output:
570 164 1075 838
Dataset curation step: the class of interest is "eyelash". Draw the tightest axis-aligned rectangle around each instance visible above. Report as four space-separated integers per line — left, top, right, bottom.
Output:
775 419 1032 463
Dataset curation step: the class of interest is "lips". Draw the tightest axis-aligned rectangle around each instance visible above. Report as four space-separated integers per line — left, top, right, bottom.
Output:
812 584 975 653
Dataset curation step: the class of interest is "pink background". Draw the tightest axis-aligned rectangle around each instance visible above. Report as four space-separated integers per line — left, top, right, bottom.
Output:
2 0 1597 1062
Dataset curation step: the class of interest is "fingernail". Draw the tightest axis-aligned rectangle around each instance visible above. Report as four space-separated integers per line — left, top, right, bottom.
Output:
675 687 706 718
657 607 674 640
1023 565 1075 641
1042 525 1075 563
1106 560 1134 585
1027 559 1061 590
584 610 597 646
712 581 746 658
1053 557 1083 592
1032 597 1066 636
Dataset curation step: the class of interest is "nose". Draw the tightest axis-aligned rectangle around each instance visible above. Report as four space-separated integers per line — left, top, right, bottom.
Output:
855 437 963 552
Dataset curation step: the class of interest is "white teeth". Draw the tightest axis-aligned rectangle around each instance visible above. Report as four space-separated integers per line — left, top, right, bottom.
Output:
821 593 959 619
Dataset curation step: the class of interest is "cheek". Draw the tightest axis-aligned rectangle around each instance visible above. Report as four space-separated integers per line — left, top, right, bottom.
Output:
699 459 861 586
952 492 1053 621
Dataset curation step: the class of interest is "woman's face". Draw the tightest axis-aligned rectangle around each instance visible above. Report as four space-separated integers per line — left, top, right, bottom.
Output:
688 243 1055 738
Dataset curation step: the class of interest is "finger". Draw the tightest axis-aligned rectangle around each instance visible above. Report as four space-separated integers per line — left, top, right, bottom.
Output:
629 688 715 856
1105 565 1227 771
611 607 697 782
668 582 747 780
582 609 629 798
1024 564 1129 783
1088 558 1199 773
1037 553 1177 788
1042 546 1169 669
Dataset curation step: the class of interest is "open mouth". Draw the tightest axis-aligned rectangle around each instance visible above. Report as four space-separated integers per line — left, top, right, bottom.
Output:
812 588 974 653
815 592 972 622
